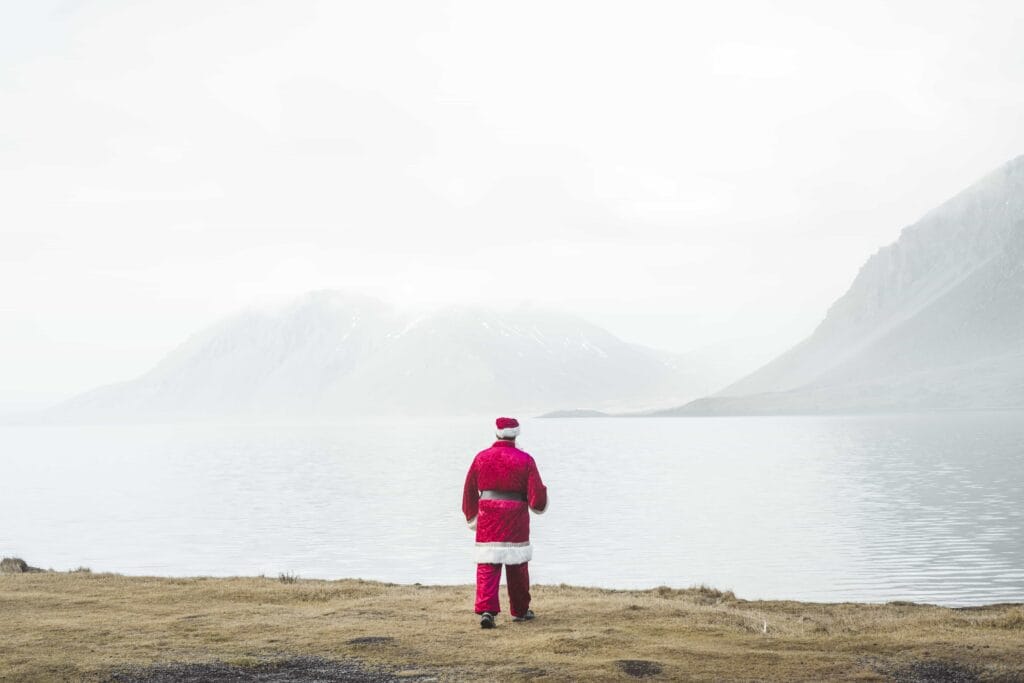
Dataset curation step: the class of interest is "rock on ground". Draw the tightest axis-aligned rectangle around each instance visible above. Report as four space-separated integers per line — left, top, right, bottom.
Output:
0 557 44 573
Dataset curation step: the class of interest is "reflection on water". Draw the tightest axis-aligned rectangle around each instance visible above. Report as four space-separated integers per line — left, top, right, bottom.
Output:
2 412 1022 606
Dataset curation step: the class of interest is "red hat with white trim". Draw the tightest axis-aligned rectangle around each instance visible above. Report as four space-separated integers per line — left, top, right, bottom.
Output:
495 416 520 440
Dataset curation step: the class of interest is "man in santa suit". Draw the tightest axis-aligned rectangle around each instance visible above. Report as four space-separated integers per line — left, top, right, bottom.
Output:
462 416 548 629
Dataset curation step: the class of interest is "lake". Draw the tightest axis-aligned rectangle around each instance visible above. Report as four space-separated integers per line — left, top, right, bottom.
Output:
2 413 1022 606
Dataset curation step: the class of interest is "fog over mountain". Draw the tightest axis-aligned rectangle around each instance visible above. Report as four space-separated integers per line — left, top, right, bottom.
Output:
660 155 1024 415
46 292 724 421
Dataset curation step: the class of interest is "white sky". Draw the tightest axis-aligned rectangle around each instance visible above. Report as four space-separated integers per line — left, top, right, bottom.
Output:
2 0 1023 408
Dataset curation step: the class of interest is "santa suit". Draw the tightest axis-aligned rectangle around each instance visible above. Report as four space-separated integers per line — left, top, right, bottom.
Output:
462 439 548 616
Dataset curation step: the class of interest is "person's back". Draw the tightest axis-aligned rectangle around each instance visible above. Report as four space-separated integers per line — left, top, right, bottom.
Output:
462 417 547 628
473 443 537 492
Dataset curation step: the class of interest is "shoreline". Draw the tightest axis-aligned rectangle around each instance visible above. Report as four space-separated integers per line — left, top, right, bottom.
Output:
7 562 1018 610
2 568 1023 682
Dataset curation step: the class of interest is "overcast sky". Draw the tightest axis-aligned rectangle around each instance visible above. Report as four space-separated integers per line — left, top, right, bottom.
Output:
2 0 1023 409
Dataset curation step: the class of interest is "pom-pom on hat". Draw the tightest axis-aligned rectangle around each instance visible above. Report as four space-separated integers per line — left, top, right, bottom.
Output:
495 416 520 440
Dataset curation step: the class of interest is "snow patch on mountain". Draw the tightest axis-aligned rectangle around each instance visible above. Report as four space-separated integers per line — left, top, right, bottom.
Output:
48 292 716 421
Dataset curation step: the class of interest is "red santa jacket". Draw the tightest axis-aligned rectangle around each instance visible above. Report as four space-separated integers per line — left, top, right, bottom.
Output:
462 440 548 564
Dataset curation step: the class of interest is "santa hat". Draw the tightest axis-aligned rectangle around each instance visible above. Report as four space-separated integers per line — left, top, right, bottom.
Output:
495 416 520 440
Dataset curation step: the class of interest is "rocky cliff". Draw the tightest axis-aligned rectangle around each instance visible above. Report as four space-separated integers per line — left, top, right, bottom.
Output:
660 155 1024 415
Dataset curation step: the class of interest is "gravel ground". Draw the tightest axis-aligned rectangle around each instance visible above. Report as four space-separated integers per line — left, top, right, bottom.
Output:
890 660 983 683
860 656 994 683
106 656 438 683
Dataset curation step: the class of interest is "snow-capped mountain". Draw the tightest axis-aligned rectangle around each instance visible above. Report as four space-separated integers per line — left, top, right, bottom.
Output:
51 291 702 420
660 155 1024 415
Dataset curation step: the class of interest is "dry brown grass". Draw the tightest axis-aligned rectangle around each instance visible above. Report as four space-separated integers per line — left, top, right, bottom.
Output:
1 573 1022 681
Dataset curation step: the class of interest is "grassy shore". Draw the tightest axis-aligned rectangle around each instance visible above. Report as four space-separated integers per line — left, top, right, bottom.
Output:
2 572 1023 682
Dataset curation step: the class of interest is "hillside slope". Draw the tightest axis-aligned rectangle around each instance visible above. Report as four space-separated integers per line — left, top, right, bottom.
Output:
50 291 700 420
661 155 1024 415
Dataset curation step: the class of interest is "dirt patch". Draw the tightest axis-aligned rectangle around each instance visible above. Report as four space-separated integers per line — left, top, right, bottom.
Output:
106 656 425 682
896 660 982 683
864 658 983 683
346 636 395 646
515 667 547 678
615 659 664 678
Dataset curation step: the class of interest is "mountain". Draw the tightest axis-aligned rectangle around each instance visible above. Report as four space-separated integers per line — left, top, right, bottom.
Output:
659 155 1024 415
48 291 703 420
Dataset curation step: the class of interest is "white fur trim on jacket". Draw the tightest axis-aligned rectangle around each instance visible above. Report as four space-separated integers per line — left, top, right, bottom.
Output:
495 427 520 439
475 541 533 564
467 516 477 530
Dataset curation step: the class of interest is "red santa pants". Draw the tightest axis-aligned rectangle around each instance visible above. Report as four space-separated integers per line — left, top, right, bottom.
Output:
475 562 530 616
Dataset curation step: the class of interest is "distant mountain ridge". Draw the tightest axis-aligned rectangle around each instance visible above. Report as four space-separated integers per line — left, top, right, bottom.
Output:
659 155 1024 415
49 292 709 420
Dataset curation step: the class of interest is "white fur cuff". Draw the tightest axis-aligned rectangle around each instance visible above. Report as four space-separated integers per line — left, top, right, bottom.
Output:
467 516 477 530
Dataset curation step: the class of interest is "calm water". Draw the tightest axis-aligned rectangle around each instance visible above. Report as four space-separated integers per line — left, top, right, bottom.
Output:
2 413 1023 606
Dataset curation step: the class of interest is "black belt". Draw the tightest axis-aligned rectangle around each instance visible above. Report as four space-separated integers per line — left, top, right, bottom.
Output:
480 490 526 502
